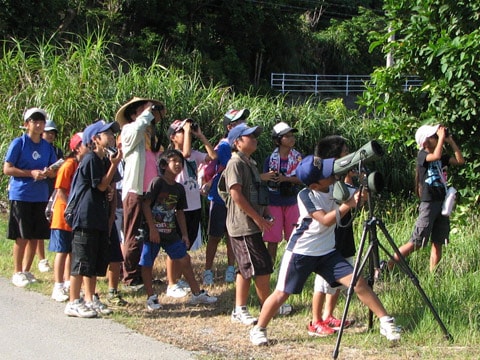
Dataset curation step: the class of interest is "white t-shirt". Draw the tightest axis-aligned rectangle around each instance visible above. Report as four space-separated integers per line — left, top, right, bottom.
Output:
286 186 337 256
175 150 207 211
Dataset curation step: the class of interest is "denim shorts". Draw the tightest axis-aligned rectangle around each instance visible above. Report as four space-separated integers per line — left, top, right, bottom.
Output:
48 229 73 253
139 239 188 267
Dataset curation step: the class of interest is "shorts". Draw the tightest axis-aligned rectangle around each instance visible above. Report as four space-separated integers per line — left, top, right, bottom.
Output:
109 225 124 263
409 201 450 247
139 239 188 267
207 201 227 238
70 228 109 277
263 204 299 243
229 232 273 279
114 207 124 244
276 250 353 295
181 209 201 250
7 201 51 240
314 256 354 294
48 229 73 253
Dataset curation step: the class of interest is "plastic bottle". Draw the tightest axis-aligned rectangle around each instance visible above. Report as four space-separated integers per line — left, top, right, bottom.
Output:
441 187 457 217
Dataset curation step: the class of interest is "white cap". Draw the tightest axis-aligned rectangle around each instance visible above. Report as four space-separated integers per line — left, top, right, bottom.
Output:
415 124 439 149
23 107 47 121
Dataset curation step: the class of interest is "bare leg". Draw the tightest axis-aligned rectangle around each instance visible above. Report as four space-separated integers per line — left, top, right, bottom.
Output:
54 252 68 283
257 290 290 328
430 243 443 272
387 242 416 270
13 238 28 273
108 262 121 290
323 291 340 320
141 266 154 297
179 256 201 294
205 235 222 271
23 239 38 272
36 239 46 260
69 275 83 301
267 242 278 265
235 273 252 307
312 291 326 323
83 276 97 303
253 274 271 306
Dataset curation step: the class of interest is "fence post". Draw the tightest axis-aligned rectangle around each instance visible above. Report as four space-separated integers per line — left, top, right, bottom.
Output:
346 75 349 96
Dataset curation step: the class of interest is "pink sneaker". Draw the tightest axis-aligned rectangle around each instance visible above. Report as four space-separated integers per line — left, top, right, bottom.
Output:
307 320 335 337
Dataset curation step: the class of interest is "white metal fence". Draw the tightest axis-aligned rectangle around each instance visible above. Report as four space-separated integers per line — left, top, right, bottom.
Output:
270 73 422 95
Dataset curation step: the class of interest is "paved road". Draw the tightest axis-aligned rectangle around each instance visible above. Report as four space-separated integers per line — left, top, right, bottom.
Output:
0 277 195 360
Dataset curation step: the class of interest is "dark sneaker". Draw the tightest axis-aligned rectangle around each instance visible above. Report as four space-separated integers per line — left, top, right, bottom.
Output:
106 290 128 307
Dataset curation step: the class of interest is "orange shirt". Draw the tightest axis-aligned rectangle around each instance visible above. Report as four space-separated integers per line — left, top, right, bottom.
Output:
50 157 78 231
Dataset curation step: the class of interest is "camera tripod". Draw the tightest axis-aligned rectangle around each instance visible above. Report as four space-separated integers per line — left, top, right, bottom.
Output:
332 183 452 359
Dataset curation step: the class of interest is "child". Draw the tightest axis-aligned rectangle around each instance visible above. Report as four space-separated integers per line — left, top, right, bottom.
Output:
249 155 401 345
166 119 217 297
5 107 58 287
223 123 290 326
140 149 217 311
386 124 464 272
309 135 357 336
261 121 303 264
202 109 250 285
64 120 122 318
49 132 88 302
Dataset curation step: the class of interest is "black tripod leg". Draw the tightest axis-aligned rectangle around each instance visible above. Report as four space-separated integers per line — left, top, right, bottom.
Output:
375 218 453 341
333 221 375 359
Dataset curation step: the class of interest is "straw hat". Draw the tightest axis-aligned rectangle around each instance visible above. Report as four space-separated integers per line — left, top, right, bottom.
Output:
115 97 164 127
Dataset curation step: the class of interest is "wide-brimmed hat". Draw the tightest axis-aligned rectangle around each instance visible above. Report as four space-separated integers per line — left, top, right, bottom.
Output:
23 107 47 122
115 97 164 127
415 124 440 149
296 155 335 186
272 121 297 137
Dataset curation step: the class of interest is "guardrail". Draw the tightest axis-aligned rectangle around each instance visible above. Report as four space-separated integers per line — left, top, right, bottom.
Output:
270 73 422 96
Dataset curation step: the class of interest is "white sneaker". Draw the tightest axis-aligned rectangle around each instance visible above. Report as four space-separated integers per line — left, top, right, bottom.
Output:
203 269 214 285
64 298 97 318
146 294 162 311
38 259 52 273
177 279 191 292
224 266 235 283
231 306 257 325
51 287 69 302
278 303 293 315
23 272 37 284
166 284 188 298
250 325 268 346
380 316 401 341
189 290 217 305
12 272 30 287
85 294 113 315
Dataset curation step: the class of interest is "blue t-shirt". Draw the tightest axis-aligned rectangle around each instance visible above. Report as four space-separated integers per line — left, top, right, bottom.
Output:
71 151 109 231
207 140 231 204
5 134 57 202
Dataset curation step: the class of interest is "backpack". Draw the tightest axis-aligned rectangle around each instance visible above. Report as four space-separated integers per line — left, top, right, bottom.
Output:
203 139 228 183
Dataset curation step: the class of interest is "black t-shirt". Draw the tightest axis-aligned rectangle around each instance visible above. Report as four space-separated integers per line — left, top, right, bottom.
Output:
417 149 450 202
335 211 356 258
71 151 109 231
144 176 187 243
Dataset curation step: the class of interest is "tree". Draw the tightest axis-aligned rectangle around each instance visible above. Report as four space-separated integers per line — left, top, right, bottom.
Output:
360 0 480 199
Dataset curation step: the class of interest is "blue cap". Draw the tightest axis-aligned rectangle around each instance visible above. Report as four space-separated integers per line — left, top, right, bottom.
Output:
295 155 335 186
227 123 262 147
82 120 120 145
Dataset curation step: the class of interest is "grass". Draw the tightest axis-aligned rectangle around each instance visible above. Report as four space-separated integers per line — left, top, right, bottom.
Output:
1 199 480 360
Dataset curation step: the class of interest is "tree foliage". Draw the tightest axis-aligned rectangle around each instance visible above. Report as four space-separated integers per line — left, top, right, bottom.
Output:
360 0 480 199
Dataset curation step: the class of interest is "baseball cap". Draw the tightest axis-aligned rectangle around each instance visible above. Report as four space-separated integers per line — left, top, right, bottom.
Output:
272 122 297 137
23 107 47 121
415 124 439 149
223 108 250 128
295 155 335 186
44 120 58 132
82 120 120 145
227 123 262 146
167 119 188 137
69 132 83 151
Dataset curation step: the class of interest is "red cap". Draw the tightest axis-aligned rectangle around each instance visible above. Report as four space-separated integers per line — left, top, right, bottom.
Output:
69 132 83 151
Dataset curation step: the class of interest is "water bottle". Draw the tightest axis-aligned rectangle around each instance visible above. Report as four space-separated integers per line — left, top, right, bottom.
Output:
441 187 457 217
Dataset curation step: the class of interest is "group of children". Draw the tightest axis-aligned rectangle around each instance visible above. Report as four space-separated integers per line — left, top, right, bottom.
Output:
4 103 464 345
